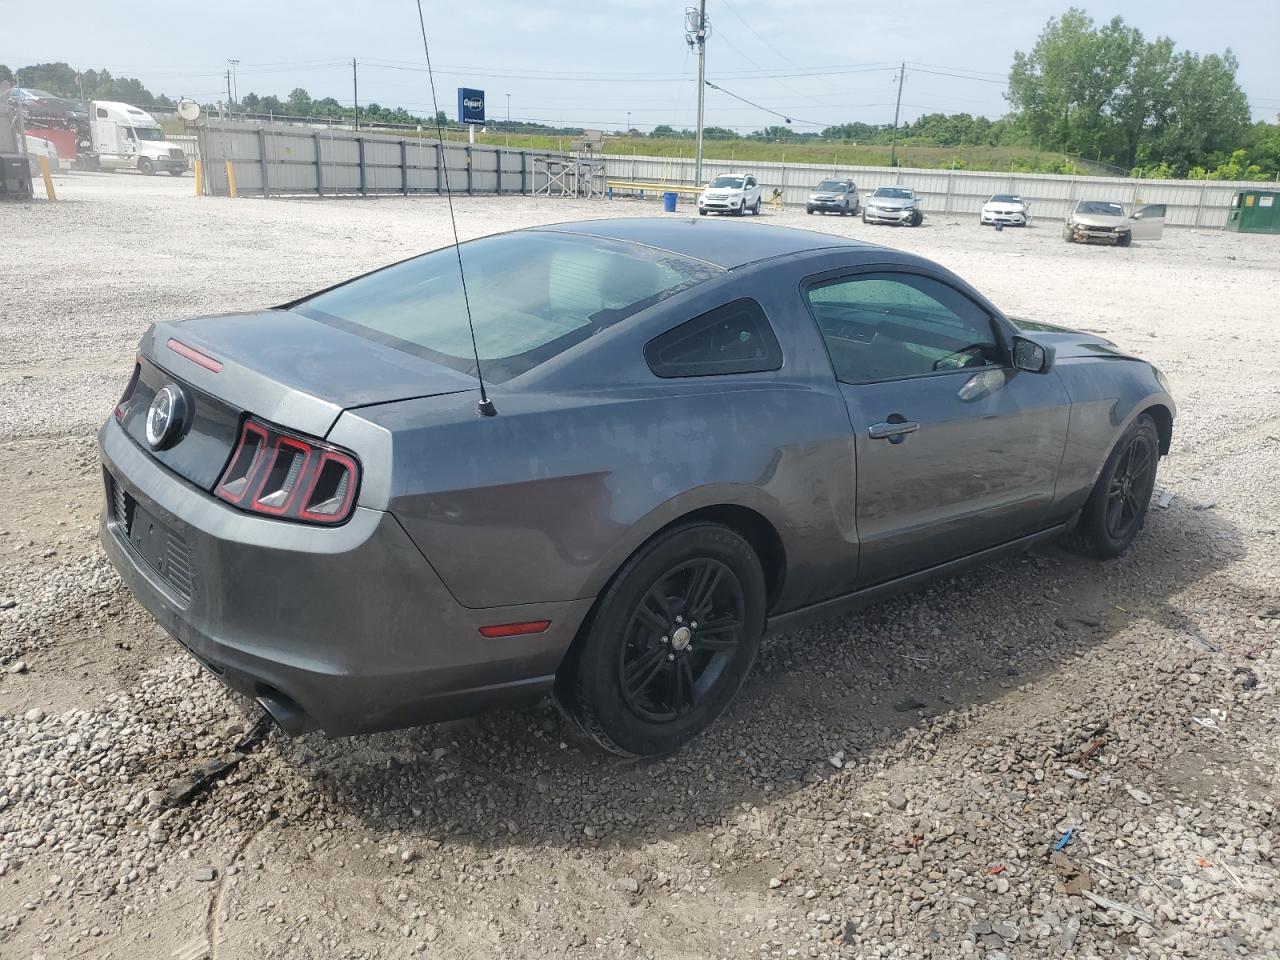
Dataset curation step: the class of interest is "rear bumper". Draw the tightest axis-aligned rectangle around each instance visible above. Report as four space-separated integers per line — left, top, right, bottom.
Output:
98 418 591 736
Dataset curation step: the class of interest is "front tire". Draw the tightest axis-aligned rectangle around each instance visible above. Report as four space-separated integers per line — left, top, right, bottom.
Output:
698 207 707 217
1066 414 1160 559
560 523 765 757
1117 231 1132 247
139 158 154 175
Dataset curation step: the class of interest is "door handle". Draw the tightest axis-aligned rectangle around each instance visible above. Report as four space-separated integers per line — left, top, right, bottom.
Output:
868 419 919 441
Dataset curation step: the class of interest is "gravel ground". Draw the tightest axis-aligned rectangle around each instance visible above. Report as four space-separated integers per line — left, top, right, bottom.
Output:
0 172 1277 959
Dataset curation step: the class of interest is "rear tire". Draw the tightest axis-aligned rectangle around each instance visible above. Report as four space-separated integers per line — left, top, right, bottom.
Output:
559 523 765 757
1065 414 1160 559
169 169 184 177
752 198 761 215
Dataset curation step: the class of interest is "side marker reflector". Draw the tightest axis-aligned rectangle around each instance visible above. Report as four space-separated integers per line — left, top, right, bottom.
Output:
478 620 552 639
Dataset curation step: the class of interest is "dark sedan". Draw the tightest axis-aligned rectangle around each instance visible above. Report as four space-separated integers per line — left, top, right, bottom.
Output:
100 219 1174 757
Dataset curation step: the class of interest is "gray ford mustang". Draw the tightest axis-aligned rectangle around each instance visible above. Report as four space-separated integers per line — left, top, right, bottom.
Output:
100 218 1174 756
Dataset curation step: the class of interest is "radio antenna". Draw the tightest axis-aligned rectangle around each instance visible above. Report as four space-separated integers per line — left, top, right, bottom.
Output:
414 0 496 417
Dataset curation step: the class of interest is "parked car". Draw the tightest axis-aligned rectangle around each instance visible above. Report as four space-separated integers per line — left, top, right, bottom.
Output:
980 193 1029 227
100 219 1174 757
863 186 923 226
23 134 63 177
698 173 762 216
1063 200 1167 245
807 178 860 216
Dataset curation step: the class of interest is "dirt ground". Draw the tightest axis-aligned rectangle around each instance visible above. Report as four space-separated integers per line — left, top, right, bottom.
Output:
0 171 1277 960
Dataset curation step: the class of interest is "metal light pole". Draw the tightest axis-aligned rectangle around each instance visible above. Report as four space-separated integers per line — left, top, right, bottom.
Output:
889 63 905 168
227 59 239 108
352 58 359 130
627 110 632 132
686 4 709 186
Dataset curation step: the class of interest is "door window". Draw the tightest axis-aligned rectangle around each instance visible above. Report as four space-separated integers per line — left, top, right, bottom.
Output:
806 273 1002 383
1133 204 1166 220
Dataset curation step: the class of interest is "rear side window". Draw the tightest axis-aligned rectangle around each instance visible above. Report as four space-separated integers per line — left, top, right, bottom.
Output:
295 232 721 382
645 298 782 378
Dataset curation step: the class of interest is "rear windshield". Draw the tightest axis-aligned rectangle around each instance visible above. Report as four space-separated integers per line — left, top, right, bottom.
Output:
295 231 721 382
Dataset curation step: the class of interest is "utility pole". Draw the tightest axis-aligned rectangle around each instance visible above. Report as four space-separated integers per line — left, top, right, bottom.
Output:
627 110 632 132
686 3 709 186
352 58 359 130
225 70 233 111
889 62 905 168
227 59 239 108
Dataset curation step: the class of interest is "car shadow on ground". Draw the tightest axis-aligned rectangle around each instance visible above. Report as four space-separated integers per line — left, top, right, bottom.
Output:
288 502 1243 852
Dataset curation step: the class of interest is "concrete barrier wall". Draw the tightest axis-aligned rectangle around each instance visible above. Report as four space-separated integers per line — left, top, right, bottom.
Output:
602 154 1265 228
193 121 568 198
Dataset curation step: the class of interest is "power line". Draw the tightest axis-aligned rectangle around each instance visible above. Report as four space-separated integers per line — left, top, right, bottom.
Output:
703 80 836 129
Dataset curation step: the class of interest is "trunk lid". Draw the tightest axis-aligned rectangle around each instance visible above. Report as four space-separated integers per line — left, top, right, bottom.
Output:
127 309 474 491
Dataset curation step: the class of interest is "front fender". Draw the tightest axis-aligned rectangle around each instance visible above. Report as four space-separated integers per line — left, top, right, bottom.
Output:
1053 357 1175 512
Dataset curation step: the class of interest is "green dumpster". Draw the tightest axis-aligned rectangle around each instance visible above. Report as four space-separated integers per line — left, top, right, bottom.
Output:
1224 190 1280 234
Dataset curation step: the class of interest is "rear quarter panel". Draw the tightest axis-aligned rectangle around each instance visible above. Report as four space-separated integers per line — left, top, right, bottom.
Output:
336 258 868 612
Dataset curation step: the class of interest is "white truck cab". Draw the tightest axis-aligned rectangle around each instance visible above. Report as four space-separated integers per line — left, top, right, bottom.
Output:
90 101 188 175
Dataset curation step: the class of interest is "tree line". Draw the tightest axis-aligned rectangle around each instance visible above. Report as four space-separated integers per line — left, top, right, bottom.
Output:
4 9 1277 180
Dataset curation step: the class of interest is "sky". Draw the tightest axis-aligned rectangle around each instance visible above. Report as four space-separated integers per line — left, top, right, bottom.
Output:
5 0 1278 131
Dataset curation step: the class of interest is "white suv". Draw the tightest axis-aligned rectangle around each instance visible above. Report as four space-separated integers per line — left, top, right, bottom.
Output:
698 173 762 216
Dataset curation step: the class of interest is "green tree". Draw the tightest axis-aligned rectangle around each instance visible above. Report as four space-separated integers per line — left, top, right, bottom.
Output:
1008 8 1250 171
0 64 13 84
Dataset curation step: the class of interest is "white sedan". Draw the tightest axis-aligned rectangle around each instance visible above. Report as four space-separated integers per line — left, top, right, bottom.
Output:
980 194 1029 226
24 135 63 177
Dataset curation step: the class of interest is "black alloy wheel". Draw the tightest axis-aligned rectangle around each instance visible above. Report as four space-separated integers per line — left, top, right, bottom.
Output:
1066 414 1160 558
560 522 765 757
1104 430 1156 542
618 558 745 723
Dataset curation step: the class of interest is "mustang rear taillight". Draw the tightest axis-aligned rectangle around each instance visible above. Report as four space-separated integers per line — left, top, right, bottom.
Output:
114 361 141 423
215 417 360 525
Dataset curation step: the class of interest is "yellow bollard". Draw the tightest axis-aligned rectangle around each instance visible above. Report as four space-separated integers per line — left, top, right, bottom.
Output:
224 160 238 198
193 159 203 196
37 155 56 200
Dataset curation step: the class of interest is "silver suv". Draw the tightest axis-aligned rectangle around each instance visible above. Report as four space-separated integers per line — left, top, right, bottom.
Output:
806 178 860 216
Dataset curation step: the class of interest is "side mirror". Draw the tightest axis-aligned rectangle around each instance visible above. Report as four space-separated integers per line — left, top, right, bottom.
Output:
1013 336 1053 373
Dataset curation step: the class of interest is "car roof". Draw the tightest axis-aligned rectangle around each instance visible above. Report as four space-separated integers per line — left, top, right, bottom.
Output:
532 217 872 270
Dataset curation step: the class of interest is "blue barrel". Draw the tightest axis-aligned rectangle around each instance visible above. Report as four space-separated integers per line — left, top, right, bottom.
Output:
662 191 678 212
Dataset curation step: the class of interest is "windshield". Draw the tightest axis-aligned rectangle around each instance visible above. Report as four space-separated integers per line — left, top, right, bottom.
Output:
296 232 721 382
709 176 744 189
990 194 1022 204
134 127 167 142
816 180 848 192
873 187 912 199
1078 201 1124 216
